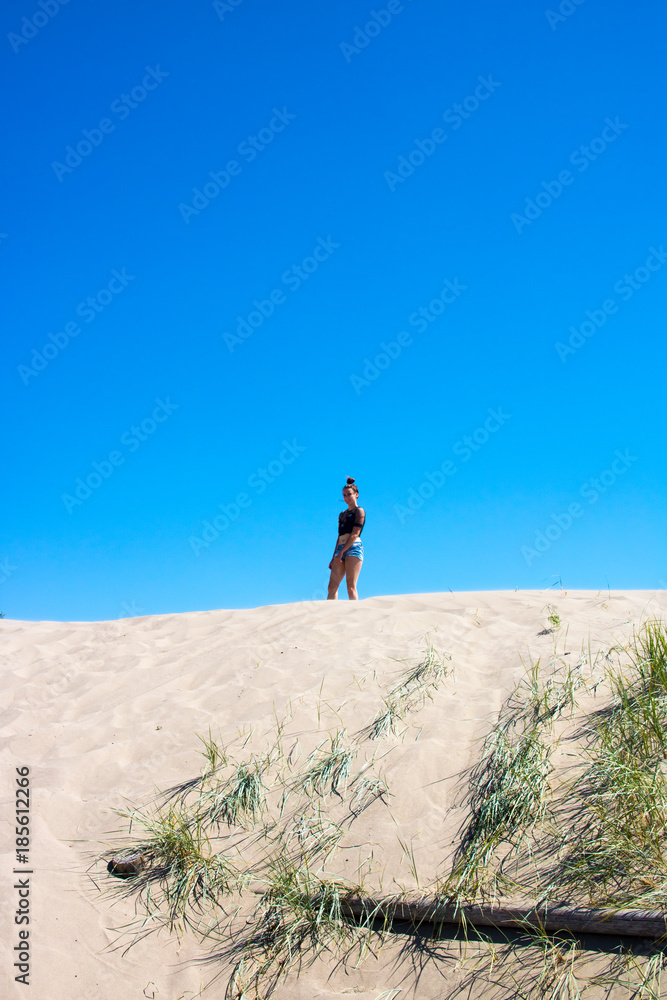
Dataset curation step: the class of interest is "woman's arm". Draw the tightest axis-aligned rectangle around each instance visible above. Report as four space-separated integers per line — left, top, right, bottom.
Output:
329 537 341 569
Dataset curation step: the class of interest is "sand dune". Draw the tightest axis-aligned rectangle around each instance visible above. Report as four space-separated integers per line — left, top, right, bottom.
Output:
2 589 666 999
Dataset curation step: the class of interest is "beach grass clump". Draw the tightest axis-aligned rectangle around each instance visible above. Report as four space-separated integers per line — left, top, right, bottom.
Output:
297 730 357 799
197 728 230 777
517 655 585 728
388 643 451 701
439 928 587 1000
364 697 405 741
619 951 667 1000
226 859 369 1000
543 604 562 631
114 804 243 932
447 718 553 898
362 643 452 742
442 638 664 904
348 769 389 816
203 758 267 828
278 810 344 866
555 621 667 907
439 653 583 899
440 650 586 900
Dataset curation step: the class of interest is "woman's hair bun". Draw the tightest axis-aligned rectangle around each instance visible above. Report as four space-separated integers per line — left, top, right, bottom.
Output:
346 477 355 485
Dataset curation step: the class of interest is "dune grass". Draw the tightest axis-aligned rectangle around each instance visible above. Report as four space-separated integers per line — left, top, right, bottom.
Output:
197 727 230 776
436 922 667 1000
348 765 390 817
225 859 373 1000
364 697 405 741
552 620 667 908
102 644 451 995
297 729 357 799
437 621 667 1000
274 808 344 867
362 643 451 741
387 642 451 700
102 627 667 998
543 603 562 631
111 803 245 935
202 758 268 828
447 719 553 899
442 652 586 901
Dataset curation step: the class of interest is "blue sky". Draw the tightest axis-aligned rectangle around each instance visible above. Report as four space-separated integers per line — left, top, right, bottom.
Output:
2 0 666 620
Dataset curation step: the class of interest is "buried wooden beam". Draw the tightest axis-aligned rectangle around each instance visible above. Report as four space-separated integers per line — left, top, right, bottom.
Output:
343 895 667 939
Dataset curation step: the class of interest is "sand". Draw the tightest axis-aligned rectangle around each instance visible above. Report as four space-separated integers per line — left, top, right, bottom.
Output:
2 589 666 999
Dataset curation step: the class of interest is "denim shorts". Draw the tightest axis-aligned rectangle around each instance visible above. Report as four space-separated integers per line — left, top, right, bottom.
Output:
335 540 364 562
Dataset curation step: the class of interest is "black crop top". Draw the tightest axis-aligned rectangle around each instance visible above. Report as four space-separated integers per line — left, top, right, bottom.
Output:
338 506 365 537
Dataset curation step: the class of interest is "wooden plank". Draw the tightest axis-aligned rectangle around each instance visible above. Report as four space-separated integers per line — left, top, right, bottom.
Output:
343 895 667 938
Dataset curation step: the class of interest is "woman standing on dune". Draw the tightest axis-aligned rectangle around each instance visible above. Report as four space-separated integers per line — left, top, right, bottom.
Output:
327 477 365 601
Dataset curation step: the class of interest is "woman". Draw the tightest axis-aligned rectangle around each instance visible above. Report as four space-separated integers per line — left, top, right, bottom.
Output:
327 477 365 600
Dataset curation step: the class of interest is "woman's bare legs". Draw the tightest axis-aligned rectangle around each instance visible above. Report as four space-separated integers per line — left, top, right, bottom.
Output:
345 556 362 600
327 558 346 599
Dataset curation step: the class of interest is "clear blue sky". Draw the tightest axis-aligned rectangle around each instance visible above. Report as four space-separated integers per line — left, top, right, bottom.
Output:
2 0 666 621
